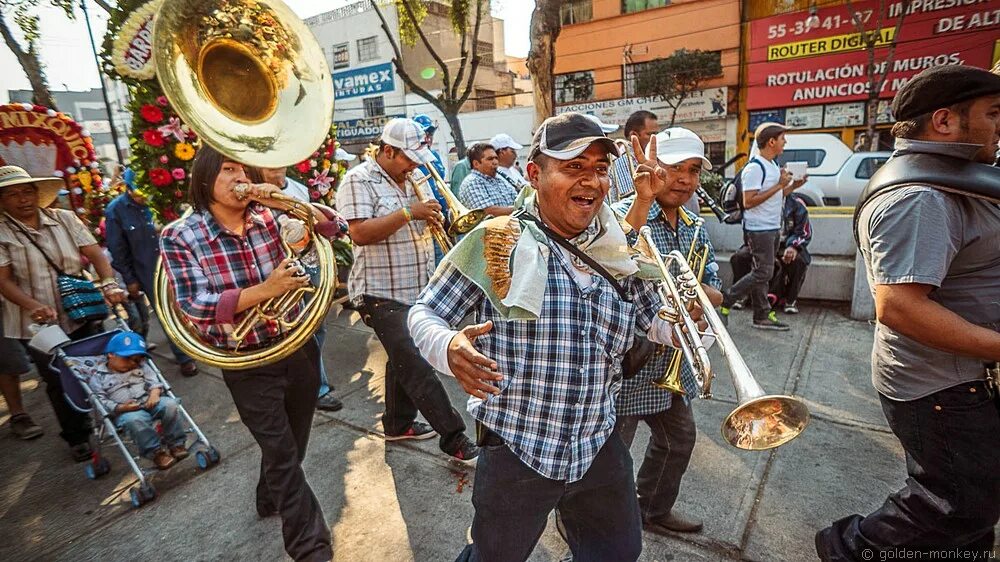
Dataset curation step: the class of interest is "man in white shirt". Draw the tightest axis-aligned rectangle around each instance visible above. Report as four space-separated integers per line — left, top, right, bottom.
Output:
490 133 527 190
719 122 806 331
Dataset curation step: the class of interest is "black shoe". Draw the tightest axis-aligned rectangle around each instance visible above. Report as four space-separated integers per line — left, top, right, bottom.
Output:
256 501 278 518
448 436 479 467
385 421 437 441
70 442 92 462
752 311 790 331
180 362 199 377
644 511 704 534
316 392 344 412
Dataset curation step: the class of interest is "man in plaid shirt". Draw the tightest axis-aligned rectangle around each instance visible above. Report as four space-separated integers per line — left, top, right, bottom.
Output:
408 113 689 561
336 118 479 465
160 146 340 562
458 142 517 217
614 127 723 537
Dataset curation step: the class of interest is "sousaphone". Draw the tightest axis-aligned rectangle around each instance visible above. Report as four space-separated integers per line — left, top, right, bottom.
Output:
151 0 337 369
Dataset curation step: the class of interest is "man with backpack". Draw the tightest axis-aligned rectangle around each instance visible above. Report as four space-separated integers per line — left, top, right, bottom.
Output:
719 122 806 330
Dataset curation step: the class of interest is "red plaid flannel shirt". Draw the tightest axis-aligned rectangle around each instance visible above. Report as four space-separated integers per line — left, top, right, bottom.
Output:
159 206 295 350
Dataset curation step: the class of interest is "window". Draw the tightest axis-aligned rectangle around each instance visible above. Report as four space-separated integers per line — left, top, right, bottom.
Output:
855 157 889 179
477 42 494 67
705 142 726 170
561 0 593 25
475 89 496 111
357 36 378 63
622 0 669 14
555 71 595 104
776 149 826 168
332 43 350 70
622 61 654 98
363 96 385 118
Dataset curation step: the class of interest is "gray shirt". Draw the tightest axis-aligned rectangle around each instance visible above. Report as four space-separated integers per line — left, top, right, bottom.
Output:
857 138 1000 401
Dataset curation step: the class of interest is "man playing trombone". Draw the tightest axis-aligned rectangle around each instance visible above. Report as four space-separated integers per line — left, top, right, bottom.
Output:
614 127 723 536
335 118 479 465
408 113 689 561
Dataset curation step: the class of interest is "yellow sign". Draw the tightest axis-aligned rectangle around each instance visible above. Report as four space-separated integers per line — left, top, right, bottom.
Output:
992 39 1000 69
767 28 897 62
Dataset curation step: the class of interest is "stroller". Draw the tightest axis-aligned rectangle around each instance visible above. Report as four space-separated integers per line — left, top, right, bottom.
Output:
31 319 221 508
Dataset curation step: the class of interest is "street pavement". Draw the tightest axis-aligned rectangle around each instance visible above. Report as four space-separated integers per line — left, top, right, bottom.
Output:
1 303 997 561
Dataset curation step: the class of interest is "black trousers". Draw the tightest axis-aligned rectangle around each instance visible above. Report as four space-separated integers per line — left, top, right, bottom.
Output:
222 340 331 562
361 296 467 453
730 246 809 306
723 230 779 321
20 321 102 446
615 397 697 522
458 432 642 562
816 381 1000 560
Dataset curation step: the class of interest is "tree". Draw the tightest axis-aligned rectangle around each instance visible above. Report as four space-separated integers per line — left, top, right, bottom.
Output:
845 0 908 151
633 49 722 128
371 0 485 159
525 0 561 127
0 0 75 108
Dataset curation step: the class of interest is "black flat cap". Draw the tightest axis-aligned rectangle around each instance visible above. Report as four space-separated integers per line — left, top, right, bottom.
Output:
529 113 619 161
892 64 1000 121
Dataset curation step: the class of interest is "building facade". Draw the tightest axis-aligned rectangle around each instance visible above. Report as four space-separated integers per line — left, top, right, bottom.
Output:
742 0 1000 153
552 0 742 171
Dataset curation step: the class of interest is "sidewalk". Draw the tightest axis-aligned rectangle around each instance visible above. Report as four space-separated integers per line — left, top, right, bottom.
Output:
0 303 994 561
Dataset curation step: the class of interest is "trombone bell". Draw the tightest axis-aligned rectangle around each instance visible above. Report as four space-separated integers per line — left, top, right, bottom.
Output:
723 395 811 451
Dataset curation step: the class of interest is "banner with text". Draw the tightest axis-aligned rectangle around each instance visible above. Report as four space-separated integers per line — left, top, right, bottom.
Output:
556 87 728 129
335 114 405 142
333 63 396 100
747 0 999 110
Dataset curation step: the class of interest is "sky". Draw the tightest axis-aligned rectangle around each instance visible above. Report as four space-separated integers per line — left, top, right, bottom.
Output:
0 0 533 103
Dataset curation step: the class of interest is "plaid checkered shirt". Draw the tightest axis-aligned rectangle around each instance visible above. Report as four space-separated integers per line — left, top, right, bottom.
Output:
611 197 723 416
416 239 664 482
607 146 637 205
335 159 435 305
159 206 292 350
458 170 518 210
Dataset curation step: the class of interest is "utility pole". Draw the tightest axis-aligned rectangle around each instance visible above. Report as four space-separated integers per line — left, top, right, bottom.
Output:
80 0 124 165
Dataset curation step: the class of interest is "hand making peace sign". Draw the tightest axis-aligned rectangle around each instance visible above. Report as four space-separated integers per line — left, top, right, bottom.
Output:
630 134 670 202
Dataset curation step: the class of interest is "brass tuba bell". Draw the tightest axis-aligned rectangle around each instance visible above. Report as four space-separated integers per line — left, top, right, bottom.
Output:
152 0 338 369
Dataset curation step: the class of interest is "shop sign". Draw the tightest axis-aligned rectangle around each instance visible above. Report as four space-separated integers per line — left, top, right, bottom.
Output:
747 0 1000 109
749 109 786 132
556 87 728 128
333 63 396 99
335 114 405 141
823 102 865 127
785 106 824 129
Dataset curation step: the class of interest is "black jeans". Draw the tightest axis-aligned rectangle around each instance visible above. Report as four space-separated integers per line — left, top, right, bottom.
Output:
615 397 697 522
724 229 779 321
361 296 467 454
222 340 331 562
816 381 1000 560
20 321 102 446
458 432 642 562
730 247 809 305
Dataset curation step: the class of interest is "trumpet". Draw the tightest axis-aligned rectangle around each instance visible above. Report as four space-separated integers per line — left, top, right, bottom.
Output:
407 172 454 253
637 226 810 450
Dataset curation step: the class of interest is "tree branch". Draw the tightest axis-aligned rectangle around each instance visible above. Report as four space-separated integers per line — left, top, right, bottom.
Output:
91 0 114 14
371 0 446 111
450 7 469 101
398 0 452 96
456 0 483 106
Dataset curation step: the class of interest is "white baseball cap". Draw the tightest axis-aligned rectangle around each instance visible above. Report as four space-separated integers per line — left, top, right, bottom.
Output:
585 114 620 134
381 118 435 164
335 147 356 161
649 127 712 170
489 133 523 151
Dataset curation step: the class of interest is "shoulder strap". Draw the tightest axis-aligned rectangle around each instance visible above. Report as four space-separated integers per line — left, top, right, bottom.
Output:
4 213 66 275
514 210 632 302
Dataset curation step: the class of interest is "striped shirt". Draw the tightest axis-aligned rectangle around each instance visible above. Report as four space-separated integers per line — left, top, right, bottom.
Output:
611 198 722 416
336 159 434 305
416 240 664 482
458 170 518 210
0 209 97 339
159 206 291 350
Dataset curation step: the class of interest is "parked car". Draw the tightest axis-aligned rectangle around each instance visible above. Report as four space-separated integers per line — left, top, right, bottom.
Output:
776 133 891 207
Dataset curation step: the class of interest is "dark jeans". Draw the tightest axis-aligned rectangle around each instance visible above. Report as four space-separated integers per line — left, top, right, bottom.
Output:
615 397 697 522
724 229 779 321
21 321 102 446
222 340 331 562
458 432 642 562
730 246 809 306
361 296 467 454
816 381 1000 560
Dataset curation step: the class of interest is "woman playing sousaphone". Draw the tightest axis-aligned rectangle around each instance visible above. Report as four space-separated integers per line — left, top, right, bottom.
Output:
159 146 344 561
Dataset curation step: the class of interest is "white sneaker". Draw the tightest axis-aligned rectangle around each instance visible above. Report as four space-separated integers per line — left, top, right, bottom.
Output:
783 302 799 314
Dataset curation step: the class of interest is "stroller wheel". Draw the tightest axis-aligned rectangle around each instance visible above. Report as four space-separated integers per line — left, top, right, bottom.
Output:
130 482 157 508
206 446 221 465
195 450 210 470
85 464 96 480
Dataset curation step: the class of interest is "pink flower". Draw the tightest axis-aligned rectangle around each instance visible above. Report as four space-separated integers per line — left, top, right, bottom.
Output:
171 168 186 180
160 155 169 164
156 96 169 107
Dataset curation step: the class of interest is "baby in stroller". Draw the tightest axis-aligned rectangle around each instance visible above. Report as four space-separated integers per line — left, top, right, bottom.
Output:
83 332 187 470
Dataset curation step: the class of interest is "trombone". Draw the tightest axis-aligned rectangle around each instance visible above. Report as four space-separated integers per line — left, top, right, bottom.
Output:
407 172 455 253
423 166 486 236
637 226 810 451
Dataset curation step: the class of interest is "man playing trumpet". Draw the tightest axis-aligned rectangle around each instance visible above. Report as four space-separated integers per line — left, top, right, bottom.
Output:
614 127 723 536
335 118 479 465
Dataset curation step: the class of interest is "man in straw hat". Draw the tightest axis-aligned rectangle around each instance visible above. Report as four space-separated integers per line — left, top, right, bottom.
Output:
816 64 1000 560
0 165 127 461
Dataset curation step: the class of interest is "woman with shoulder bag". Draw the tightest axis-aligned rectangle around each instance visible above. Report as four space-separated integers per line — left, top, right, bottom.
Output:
0 166 127 462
